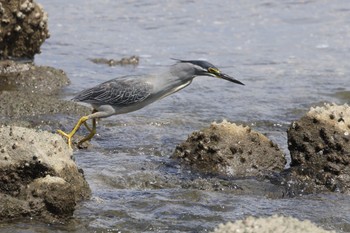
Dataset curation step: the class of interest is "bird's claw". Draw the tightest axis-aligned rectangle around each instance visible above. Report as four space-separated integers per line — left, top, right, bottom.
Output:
57 129 73 149
57 116 96 149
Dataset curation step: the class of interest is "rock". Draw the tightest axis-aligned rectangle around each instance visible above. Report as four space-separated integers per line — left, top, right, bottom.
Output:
0 125 91 221
172 120 286 177
0 60 69 95
0 0 49 59
0 60 90 129
287 103 350 194
211 215 335 233
0 1 91 222
0 90 89 120
89 55 140 66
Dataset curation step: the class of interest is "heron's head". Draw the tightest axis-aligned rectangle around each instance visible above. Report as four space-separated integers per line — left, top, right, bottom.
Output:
173 59 244 85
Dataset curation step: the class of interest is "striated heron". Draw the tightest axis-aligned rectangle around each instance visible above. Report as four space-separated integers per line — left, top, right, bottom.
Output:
58 59 244 148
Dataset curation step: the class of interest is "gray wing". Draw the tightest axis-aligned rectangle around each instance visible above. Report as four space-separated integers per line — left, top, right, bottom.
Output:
73 76 153 107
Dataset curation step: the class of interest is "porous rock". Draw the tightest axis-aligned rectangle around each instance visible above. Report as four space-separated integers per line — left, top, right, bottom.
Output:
287 103 350 193
0 125 91 221
0 0 49 59
172 120 286 177
211 215 335 233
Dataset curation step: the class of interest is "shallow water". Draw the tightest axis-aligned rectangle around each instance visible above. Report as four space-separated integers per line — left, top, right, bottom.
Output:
6 0 350 232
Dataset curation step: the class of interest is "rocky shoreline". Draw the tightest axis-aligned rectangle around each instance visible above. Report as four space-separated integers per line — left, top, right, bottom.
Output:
1 57 349 223
0 61 92 222
0 0 349 231
0 0 92 221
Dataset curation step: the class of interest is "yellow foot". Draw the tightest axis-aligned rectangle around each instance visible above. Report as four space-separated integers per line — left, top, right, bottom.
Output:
57 116 96 148
57 116 90 149
57 129 73 149
77 132 96 146
78 118 97 146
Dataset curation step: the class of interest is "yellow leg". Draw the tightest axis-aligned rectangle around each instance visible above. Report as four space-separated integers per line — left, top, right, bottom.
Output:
78 118 97 145
83 121 93 133
82 110 98 133
57 116 89 148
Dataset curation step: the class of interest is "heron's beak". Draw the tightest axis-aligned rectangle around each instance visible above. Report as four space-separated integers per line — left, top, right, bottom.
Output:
207 67 244 85
217 72 244 85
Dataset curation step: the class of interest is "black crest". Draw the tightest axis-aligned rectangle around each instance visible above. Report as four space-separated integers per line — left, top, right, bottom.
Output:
172 58 218 70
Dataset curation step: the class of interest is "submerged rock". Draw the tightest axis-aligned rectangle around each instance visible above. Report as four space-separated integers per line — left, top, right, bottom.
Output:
89 55 139 66
0 125 91 221
0 0 49 59
172 120 286 177
287 103 350 194
211 215 335 233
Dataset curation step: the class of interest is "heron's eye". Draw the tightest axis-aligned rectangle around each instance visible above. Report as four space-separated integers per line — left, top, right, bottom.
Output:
208 67 220 74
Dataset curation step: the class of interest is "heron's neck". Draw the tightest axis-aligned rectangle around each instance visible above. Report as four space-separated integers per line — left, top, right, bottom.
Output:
169 63 196 82
165 64 195 90
148 65 195 100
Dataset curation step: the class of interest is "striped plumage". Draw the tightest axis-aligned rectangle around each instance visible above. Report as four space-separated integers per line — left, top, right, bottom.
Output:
58 59 244 148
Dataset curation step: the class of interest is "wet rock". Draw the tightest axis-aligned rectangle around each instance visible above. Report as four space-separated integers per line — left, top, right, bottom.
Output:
0 0 49 59
0 60 90 128
172 120 286 177
0 1 92 222
0 125 91 221
211 215 335 233
0 91 89 120
89 55 139 66
0 90 91 134
287 103 350 194
0 60 69 95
